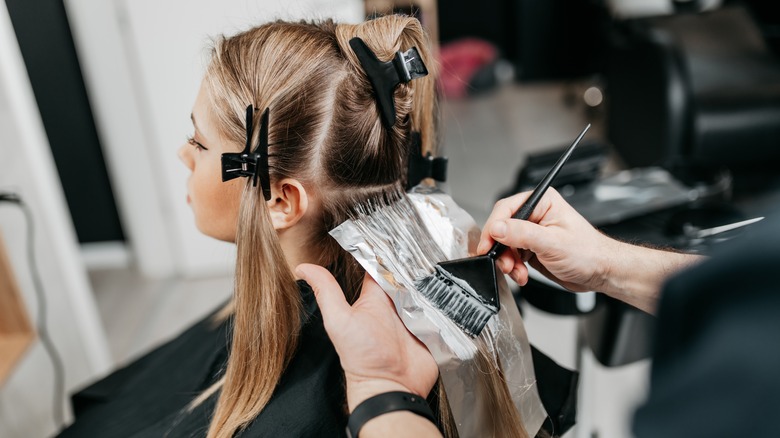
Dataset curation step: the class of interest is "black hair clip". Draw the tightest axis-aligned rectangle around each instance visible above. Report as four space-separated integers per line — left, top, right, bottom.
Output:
406 131 447 190
349 37 428 128
221 105 272 201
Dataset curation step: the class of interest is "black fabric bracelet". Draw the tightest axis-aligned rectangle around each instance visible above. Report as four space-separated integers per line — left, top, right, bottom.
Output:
346 391 436 438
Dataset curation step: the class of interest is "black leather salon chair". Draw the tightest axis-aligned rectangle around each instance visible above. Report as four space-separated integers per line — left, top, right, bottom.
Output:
563 3 780 367
607 5 780 174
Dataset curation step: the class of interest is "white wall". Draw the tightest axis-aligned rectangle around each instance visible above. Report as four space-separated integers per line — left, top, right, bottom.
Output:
65 0 363 278
0 2 111 437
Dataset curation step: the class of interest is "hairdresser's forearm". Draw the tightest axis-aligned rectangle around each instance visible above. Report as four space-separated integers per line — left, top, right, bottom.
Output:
360 411 442 438
346 379 418 412
597 239 704 314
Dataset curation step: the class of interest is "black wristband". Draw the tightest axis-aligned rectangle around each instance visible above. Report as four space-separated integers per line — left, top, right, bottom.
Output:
347 391 436 438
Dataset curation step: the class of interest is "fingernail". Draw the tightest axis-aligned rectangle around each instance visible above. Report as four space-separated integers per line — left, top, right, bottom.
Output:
491 221 507 239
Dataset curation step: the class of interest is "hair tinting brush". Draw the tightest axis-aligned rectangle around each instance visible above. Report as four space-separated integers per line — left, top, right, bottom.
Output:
416 124 591 336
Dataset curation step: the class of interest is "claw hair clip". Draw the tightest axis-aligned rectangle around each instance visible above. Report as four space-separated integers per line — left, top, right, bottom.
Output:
221 105 272 201
349 37 428 128
406 131 448 190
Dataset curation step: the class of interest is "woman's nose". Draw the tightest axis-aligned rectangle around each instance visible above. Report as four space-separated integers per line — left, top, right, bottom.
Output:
178 144 193 169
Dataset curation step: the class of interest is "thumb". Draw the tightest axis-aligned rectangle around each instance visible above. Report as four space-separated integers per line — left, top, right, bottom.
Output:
296 263 351 327
489 218 553 253
359 273 394 305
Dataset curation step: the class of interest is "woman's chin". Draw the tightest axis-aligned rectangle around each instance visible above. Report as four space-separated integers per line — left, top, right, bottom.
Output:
195 221 236 243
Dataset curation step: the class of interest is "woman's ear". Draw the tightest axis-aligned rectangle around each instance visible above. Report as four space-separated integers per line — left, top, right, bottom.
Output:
267 179 309 231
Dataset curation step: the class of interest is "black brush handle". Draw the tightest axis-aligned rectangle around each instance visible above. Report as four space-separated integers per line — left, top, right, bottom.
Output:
486 124 590 259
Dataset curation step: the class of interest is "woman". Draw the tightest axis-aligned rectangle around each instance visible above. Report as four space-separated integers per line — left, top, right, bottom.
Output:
59 15 438 437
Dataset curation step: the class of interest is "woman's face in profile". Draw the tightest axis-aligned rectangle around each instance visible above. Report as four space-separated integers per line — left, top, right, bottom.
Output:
178 82 244 242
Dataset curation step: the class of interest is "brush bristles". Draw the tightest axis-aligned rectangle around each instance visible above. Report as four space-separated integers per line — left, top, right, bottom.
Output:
346 192 496 337
415 266 496 337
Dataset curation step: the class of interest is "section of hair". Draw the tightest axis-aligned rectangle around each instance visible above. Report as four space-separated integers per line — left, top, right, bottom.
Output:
432 339 530 438
475 338 529 438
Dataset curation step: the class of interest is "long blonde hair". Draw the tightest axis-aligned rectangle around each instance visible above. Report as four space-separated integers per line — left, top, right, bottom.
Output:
197 16 439 438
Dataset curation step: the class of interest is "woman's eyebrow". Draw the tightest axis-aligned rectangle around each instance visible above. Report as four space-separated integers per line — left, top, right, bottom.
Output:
190 113 199 131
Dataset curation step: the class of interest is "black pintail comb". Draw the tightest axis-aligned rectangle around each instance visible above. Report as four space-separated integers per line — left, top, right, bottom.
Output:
415 124 591 336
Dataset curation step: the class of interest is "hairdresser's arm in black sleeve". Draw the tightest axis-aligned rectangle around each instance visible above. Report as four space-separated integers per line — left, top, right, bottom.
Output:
296 265 442 438
478 188 704 313
633 219 780 437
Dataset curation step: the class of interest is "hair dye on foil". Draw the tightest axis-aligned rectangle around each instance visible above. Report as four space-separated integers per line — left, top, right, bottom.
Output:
330 185 547 437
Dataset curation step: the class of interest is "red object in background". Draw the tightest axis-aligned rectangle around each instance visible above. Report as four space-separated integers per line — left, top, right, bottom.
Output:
438 38 499 99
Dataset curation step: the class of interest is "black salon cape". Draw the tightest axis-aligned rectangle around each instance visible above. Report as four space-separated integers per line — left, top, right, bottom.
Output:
57 281 347 437
633 215 780 437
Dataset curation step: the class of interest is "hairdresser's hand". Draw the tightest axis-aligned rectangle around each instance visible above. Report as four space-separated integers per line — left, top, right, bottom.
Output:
296 264 439 412
478 189 703 314
478 188 614 292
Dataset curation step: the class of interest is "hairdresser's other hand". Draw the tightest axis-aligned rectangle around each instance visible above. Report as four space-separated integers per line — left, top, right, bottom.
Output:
296 264 439 411
478 188 703 314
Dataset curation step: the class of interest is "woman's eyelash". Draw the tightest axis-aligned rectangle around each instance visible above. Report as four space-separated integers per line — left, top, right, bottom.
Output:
186 135 208 151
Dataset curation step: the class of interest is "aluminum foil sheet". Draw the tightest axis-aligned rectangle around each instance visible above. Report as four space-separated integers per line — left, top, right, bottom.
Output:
330 186 546 437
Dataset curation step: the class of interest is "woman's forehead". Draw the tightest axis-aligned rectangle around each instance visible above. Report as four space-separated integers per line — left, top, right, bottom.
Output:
191 84 219 140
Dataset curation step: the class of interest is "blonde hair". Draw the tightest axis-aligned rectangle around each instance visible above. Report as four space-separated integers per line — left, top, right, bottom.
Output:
197 16 441 438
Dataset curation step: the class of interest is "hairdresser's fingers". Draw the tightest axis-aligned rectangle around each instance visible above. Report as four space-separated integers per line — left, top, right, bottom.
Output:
478 189 561 254
490 248 528 285
492 247 519 274
479 192 531 254
528 189 561 224
509 261 530 286
489 218 555 257
495 251 514 274
295 264 351 326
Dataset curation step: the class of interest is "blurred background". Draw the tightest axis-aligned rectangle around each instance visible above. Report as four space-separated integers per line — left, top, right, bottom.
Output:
1 0 779 436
